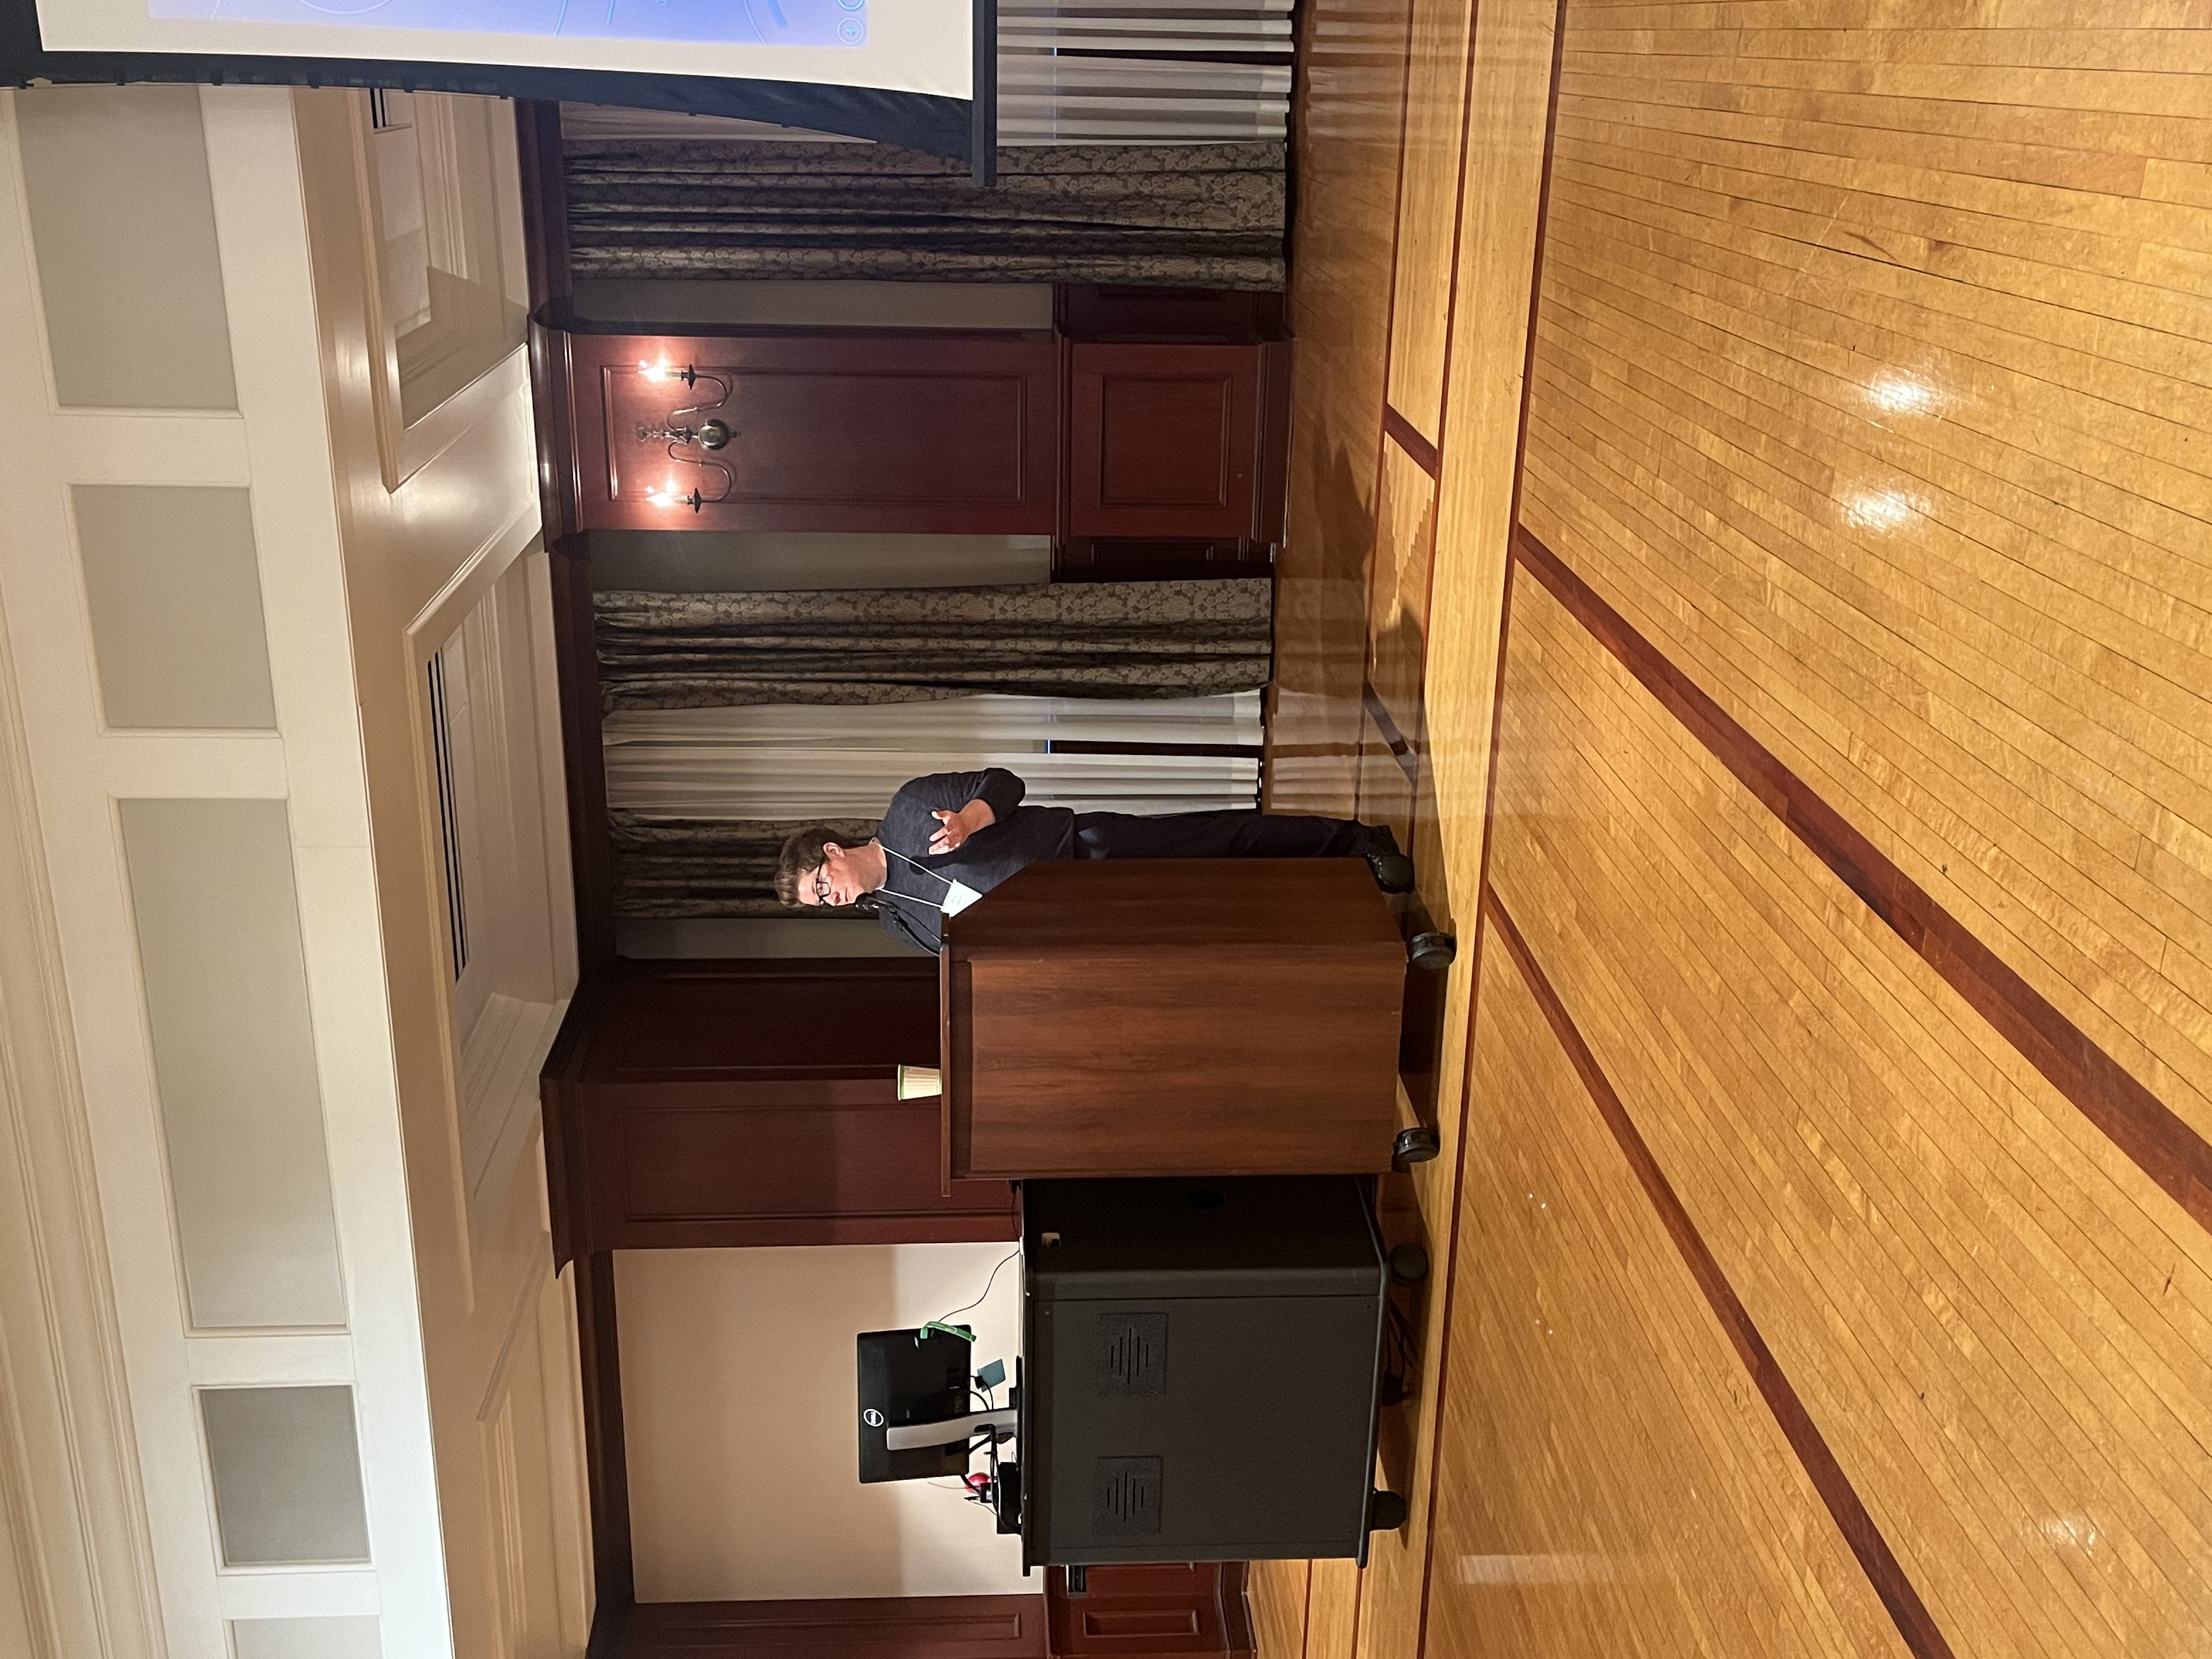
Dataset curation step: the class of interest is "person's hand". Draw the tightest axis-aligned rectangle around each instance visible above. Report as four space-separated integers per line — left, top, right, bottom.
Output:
929 798 996 855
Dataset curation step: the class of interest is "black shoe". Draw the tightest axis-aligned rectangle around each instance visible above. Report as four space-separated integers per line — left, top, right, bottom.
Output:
1359 826 1415 894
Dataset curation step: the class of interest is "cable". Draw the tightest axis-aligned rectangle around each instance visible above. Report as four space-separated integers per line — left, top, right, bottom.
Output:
926 1479 992 1509
933 1250 1019 1331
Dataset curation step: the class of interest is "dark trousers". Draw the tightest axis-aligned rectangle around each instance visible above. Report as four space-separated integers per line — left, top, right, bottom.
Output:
1071 810 1375 861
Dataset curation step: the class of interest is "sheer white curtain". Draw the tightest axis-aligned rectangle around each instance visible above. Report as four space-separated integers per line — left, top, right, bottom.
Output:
602 692 1262 820
998 2 1294 144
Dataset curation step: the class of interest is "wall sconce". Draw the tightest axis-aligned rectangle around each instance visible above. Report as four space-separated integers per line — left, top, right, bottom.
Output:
636 360 735 514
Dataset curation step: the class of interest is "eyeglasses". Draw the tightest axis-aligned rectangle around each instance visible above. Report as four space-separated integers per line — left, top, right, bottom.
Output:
811 869 836 906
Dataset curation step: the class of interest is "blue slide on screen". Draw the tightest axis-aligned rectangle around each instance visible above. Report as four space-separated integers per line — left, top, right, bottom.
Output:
143 0 867 46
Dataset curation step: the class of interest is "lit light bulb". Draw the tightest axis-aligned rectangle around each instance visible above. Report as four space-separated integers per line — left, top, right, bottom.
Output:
640 360 669 383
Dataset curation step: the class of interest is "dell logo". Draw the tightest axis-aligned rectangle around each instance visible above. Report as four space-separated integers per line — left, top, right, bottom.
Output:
862 1409 886 1429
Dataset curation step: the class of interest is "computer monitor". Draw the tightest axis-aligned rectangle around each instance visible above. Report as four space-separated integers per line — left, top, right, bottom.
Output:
855 1327 974 1486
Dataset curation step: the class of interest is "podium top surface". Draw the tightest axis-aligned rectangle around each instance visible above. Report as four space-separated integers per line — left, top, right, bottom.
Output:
1022 1177 1385 1297
940 857 1402 955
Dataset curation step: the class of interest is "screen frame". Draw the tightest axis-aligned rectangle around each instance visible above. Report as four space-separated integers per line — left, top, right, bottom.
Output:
0 0 997 179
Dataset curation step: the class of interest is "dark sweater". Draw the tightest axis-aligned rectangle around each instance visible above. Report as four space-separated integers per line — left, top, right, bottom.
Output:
872 768 1074 953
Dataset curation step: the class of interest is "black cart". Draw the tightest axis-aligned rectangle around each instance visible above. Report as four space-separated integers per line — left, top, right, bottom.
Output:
1019 1177 1398 1568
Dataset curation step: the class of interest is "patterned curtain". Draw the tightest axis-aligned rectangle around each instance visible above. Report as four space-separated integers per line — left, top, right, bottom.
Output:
594 580 1274 713
563 139 1285 289
611 812 881 919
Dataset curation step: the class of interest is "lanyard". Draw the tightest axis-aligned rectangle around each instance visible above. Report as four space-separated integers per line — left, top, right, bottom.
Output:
883 844 983 917
884 844 958 893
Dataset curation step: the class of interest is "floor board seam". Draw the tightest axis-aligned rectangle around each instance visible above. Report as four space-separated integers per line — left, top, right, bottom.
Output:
1511 522 2212 1240
1483 885 1961 1659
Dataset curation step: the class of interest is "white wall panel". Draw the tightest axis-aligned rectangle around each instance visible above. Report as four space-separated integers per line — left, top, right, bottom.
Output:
231 1617 382 1659
14 86 238 409
74 486 276 731
119 798 346 1331
199 1387 371 1567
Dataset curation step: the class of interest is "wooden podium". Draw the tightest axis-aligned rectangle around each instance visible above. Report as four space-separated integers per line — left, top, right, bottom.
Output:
939 860 1408 1183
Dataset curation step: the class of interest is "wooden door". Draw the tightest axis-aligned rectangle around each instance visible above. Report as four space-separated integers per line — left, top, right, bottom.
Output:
1068 345 1266 540
1047 1566 1254 1659
571 332 1061 534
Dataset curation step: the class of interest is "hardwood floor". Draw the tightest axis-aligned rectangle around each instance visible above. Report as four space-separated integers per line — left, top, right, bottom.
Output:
1267 5 2212 1658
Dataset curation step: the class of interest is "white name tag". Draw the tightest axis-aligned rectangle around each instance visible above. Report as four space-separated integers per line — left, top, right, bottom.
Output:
939 879 984 917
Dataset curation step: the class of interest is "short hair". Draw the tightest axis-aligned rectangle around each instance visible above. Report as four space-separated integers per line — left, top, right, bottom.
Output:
775 823 850 908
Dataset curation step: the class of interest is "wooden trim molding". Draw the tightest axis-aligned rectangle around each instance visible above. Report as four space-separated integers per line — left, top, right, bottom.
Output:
1511 524 2212 1237
1409 10 1576 1656
1484 889 1959 1659
1052 540 1276 584
345 92 533 492
546 539 617 978
1380 405 1438 481
1055 285 1286 346
621 1595 1048 1658
1360 686 1419 789
516 101 582 546
577 1251 635 1622
0 584 165 1658
515 99 572 317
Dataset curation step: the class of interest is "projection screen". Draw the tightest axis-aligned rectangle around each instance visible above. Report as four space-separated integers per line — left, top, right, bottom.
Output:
0 0 994 172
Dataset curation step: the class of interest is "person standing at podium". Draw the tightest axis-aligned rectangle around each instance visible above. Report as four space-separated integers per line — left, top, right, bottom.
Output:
775 765 1414 953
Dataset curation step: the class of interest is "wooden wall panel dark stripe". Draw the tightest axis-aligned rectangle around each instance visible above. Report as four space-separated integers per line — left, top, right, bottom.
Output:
1483 888 1959 1659
1511 524 2212 1237
1360 686 1419 787
1381 404 1440 479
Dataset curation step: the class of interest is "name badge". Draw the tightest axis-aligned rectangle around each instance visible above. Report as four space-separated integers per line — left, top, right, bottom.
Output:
940 879 984 917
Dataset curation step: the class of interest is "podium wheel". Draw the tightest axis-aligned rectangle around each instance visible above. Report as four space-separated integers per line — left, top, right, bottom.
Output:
1393 1126 1441 1166
1408 930 1457 971
1368 1491 1412 1532
1389 1242 1431 1283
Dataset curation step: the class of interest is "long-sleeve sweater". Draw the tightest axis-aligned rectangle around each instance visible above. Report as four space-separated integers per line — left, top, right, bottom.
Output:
870 767 1071 953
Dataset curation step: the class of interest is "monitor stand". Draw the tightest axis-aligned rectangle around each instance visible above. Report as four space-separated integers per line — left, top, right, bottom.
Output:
884 1406 1018 1451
